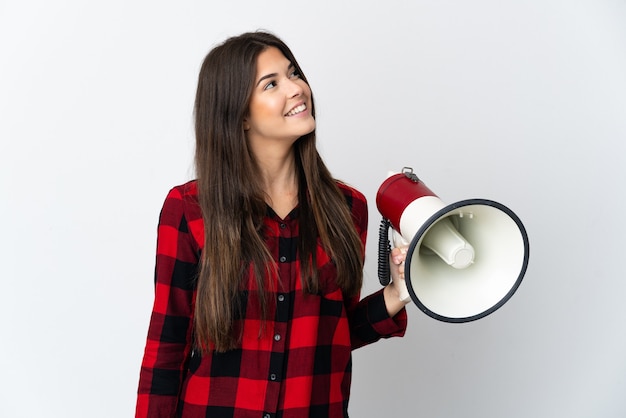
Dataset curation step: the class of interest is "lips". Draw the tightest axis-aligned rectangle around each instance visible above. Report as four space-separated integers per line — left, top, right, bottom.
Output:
285 103 307 116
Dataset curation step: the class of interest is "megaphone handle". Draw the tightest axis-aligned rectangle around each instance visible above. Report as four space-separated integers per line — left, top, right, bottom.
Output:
390 230 412 304
391 229 410 248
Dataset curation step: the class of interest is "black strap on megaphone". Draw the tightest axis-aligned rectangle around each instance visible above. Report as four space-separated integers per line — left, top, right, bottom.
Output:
377 218 392 286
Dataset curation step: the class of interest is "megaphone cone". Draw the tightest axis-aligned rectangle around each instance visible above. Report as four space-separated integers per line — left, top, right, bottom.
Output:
376 168 530 322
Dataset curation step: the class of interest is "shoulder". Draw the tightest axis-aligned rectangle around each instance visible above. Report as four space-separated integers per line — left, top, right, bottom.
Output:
335 181 368 232
162 180 201 219
160 180 204 245
166 180 199 200
163 180 200 213
335 181 367 210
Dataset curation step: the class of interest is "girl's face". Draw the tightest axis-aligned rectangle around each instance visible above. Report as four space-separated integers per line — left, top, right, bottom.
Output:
244 47 315 152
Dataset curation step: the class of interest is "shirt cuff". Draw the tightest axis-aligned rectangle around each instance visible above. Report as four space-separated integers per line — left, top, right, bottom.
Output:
365 288 408 338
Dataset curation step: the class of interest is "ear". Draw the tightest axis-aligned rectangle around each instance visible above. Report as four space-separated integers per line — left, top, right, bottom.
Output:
243 117 250 131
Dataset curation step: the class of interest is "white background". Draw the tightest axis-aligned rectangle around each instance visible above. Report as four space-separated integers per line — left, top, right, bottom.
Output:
1 1 625 417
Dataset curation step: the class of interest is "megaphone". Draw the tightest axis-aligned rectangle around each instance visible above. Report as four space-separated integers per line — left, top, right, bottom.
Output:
376 167 529 322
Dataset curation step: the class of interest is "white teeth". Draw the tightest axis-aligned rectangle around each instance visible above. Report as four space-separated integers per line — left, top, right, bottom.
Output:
286 104 306 116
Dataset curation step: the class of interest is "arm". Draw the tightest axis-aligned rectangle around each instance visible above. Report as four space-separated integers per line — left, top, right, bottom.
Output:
340 183 408 350
346 239 409 350
136 186 200 418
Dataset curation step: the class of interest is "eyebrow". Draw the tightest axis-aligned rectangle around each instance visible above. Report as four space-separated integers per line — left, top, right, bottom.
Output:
256 62 295 87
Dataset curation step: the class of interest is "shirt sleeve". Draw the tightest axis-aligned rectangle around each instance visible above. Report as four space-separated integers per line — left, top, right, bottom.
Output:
340 182 408 350
136 187 199 418
347 289 408 350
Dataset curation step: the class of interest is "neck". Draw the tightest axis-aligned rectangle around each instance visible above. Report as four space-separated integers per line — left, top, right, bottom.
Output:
251 139 295 186
256 148 299 218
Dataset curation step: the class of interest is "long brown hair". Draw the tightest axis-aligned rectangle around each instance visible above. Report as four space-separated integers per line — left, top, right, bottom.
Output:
194 31 364 352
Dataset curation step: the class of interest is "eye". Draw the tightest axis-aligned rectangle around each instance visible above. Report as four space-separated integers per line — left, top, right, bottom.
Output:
263 80 277 90
289 69 301 79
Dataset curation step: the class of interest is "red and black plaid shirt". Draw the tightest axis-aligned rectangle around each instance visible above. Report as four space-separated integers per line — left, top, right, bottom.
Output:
136 180 407 418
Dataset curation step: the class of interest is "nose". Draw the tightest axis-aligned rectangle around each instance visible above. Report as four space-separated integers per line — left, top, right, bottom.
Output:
285 78 304 98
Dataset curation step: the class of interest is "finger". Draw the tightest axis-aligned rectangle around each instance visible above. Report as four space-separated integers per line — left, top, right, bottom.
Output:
391 247 408 265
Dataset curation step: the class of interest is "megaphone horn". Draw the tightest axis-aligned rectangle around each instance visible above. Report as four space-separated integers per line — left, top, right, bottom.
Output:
376 167 530 323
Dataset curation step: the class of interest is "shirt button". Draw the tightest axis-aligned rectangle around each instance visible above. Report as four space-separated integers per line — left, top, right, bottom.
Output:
264 415 271 418
270 373 277 381
279 256 287 263
279 223 286 229
278 294 285 302
274 334 281 341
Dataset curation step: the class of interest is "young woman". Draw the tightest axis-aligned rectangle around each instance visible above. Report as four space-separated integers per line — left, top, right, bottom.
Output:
136 31 409 418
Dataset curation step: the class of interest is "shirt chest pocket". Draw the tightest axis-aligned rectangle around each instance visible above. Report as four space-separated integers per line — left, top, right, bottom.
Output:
317 256 341 297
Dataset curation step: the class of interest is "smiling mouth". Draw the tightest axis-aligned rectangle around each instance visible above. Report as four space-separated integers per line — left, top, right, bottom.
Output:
285 104 307 116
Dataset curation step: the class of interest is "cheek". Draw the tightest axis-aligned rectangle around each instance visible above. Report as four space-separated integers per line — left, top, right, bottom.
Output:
249 97 283 121
302 82 312 96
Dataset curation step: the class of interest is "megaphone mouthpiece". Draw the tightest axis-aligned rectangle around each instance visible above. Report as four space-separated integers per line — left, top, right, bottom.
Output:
421 217 475 269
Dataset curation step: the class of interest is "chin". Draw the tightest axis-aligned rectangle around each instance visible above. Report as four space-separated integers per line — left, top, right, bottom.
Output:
302 120 316 135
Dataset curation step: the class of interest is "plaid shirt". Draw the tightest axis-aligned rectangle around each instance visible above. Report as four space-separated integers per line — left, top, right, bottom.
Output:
136 180 407 418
